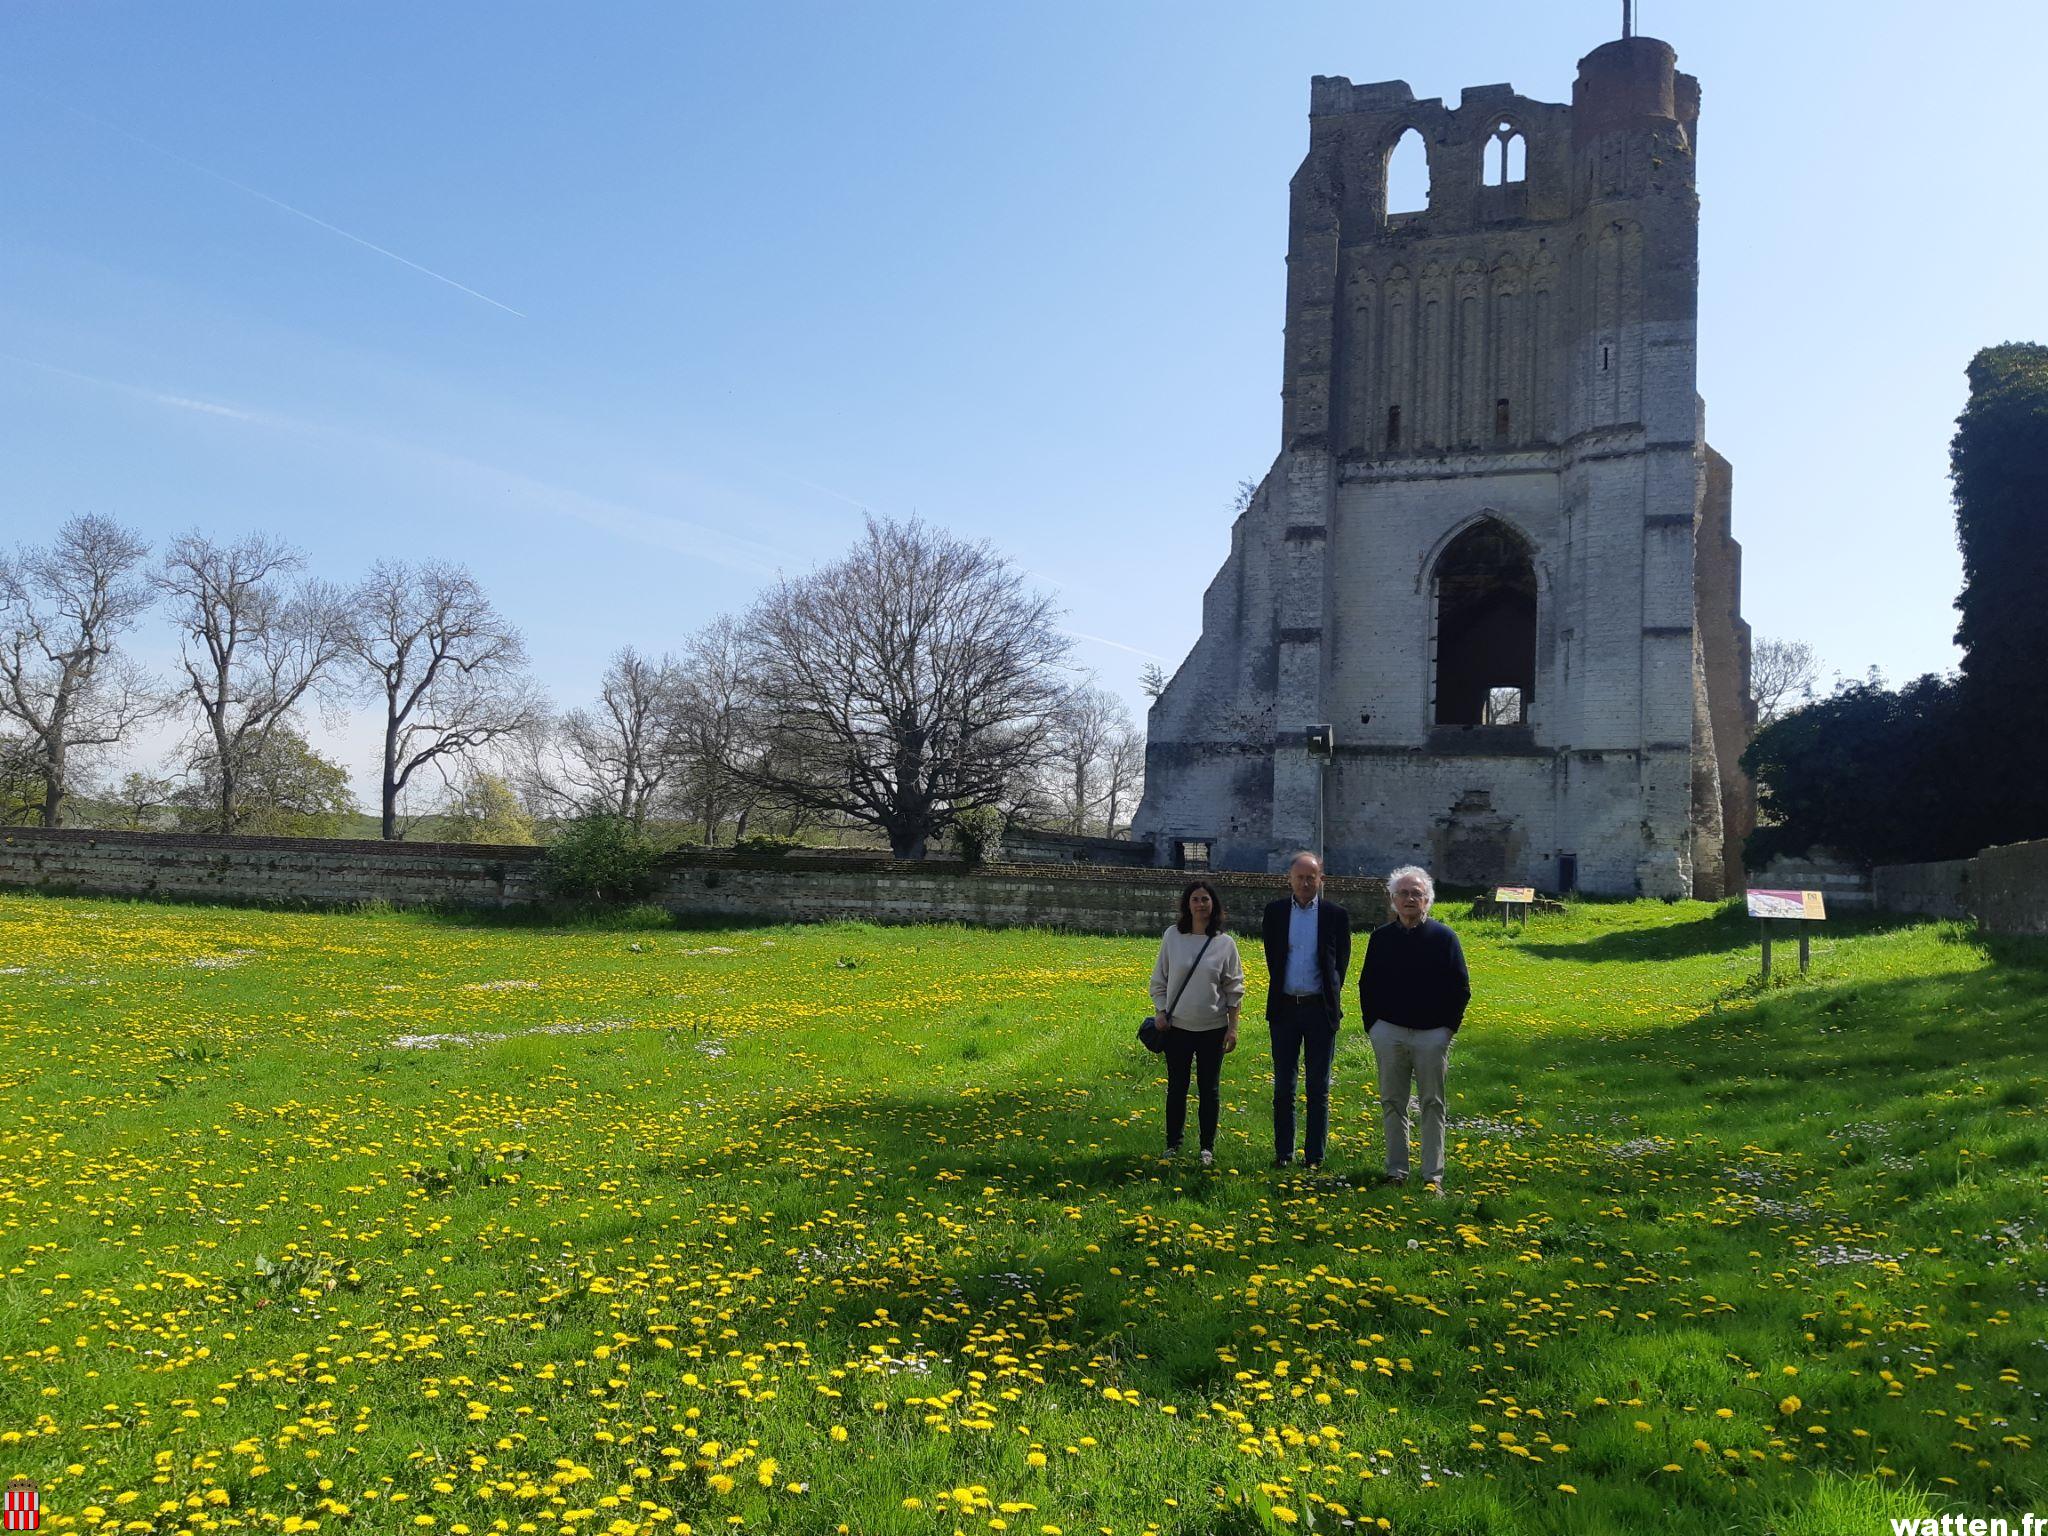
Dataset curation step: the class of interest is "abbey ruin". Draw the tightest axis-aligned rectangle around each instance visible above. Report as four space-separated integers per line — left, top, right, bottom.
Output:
1132 25 1753 898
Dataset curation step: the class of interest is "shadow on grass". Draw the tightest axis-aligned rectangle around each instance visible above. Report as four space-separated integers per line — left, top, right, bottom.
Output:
1525 934 2048 1143
1515 902 1939 964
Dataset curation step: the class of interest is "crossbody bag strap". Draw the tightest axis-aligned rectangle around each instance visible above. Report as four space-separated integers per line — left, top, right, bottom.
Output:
1163 933 1217 1017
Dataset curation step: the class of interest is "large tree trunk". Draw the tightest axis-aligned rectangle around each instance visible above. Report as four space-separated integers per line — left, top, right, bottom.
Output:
381 717 401 840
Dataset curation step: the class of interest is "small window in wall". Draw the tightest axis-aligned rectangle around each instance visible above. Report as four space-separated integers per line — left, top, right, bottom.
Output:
1175 839 1212 871
1386 128 1430 217
1484 121 1527 187
1386 404 1403 450
1432 518 1538 726
1484 686 1524 725
1494 397 1511 442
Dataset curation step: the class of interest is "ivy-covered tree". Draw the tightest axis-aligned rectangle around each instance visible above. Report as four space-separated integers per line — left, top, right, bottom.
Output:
1740 675 1976 868
1951 342 2048 845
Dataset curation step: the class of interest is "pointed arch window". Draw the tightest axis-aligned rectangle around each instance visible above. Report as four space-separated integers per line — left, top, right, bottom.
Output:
1385 128 1430 218
1432 519 1537 726
1483 120 1527 187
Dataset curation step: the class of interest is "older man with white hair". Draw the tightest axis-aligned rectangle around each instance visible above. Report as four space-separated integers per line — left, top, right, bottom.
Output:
1356 865 1470 1192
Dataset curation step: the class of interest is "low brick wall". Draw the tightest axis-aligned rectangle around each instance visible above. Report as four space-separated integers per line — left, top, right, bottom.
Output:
1752 852 1874 909
0 828 1385 938
1975 839 2048 938
0 826 542 907
662 863 1383 936
1872 858 1975 922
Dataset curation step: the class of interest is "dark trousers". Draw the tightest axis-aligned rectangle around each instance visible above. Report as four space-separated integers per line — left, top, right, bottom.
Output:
1163 1026 1227 1151
1270 997 1336 1163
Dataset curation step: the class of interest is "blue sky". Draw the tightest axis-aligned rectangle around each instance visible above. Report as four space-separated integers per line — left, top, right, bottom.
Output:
3 1 2042 799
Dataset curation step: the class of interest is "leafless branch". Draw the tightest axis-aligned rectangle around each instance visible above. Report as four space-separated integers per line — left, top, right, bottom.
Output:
0 513 161 826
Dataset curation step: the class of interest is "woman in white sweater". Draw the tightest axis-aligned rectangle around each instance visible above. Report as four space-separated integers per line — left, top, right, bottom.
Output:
1148 881 1247 1166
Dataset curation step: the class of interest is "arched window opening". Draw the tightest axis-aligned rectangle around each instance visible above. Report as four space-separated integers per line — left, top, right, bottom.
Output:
1433 520 1536 727
1386 128 1430 217
1484 121 1527 187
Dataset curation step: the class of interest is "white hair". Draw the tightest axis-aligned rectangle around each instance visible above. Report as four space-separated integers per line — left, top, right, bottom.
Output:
1387 865 1435 900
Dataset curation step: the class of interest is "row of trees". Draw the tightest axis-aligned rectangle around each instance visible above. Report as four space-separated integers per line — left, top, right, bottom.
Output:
0 514 1147 857
0 520 540 837
1743 342 2048 866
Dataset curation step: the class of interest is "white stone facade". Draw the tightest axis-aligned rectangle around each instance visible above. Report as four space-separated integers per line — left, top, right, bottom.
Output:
1133 34 1753 897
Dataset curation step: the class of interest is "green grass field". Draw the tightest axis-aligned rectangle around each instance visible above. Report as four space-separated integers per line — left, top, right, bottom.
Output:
1 892 2043 1536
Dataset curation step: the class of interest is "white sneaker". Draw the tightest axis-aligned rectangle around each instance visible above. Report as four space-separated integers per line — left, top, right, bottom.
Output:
1199 1149 1215 1169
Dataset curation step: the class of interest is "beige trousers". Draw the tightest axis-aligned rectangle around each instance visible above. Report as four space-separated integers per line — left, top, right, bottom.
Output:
1368 1020 1454 1182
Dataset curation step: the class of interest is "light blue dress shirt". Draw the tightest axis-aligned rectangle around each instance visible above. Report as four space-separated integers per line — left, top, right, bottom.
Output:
1284 897 1322 996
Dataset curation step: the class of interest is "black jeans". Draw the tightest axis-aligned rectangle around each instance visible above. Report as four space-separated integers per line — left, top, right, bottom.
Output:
1270 998 1336 1163
1163 1026 1228 1151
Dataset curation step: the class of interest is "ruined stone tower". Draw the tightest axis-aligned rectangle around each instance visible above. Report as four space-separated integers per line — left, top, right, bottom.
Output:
1132 27 1753 897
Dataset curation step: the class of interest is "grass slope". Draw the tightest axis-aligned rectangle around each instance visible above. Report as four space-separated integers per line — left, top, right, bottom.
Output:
0 893 2042 1536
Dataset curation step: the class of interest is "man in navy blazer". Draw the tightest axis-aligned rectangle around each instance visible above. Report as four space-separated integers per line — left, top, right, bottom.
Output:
1260 851 1353 1168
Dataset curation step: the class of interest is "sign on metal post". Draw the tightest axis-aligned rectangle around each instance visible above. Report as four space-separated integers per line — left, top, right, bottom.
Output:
1493 886 1536 927
1745 889 1826 977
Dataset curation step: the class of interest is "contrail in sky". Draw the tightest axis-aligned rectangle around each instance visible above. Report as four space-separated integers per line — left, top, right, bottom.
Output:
0 351 261 421
1059 627 1169 663
16 81 526 318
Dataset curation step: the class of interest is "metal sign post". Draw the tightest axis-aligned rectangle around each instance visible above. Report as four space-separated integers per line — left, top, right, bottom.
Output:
1747 889 1825 978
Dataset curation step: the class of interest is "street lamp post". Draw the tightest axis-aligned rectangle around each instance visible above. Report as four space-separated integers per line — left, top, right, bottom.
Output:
1304 724 1334 868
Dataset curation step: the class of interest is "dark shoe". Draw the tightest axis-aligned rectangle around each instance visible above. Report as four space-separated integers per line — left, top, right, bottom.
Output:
1271 1155 1294 1170
1380 1172 1408 1187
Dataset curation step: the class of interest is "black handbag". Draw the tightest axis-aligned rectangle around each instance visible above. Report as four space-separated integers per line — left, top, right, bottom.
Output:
1139 933 1215 1053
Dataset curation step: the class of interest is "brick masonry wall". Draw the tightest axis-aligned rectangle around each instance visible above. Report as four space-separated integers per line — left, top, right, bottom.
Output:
1973 840 2048 938
1867 839 2048 935
0 826 543 907
1871 859 1975 922
0 828 1387 938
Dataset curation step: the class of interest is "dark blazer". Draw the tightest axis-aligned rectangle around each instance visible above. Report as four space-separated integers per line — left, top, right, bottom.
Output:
1261 896 1353 1026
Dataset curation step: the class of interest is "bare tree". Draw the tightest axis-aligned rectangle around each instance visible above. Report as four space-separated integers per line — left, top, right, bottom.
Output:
675 614 760 844
555 648 689 830
1138 662 1168 699
153 532 348 833
1101 722 1145 836
344 560 542 839
742 515 1071 859
0 514 160 826
1484 686 1524 725
1046 684 1128 834
1750 637 1821 729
